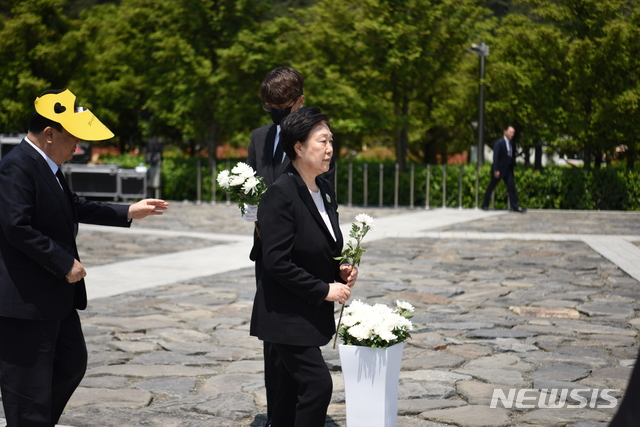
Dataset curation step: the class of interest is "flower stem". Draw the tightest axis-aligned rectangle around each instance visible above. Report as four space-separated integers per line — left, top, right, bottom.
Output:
333 304 345 349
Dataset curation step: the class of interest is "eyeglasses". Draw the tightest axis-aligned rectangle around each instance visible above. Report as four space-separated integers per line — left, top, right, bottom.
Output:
261 94 302 113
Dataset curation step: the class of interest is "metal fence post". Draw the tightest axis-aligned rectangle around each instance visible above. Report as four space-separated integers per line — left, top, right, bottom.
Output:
211 159 217 205
394 163 399 208
225 160 231 205
196 159 202 205
458 164 463 209
379 163 384 207
410 163 415 209
363 163 368 207
442 165 447 208
425 164 431 210
348 162 353 207
474 161 479 210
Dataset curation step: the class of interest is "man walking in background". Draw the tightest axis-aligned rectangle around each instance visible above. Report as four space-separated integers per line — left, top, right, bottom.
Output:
0 88 169 426
481 125 526 213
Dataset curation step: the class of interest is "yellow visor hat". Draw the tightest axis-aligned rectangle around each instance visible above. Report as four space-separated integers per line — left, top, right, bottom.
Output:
34 89 114 141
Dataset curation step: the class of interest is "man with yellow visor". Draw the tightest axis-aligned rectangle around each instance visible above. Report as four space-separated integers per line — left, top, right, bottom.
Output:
0 89 169 426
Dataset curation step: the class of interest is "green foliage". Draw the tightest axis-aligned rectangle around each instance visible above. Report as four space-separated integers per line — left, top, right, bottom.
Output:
1 0 639 173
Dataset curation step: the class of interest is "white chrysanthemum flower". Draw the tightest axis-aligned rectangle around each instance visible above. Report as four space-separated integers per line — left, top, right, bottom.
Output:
341 315 359 327
348 324 373 341
229 174 245 187
231 162 255 179
396 301 414 312
242 176 260 195
217 170 231 189
354 213 375 229
374 325 397 342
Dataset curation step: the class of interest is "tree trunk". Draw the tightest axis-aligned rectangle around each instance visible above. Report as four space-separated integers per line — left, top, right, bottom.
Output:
594 150 602 169
534 144 543 170
626 142 636 169
523 147 531 167
583 139 591 171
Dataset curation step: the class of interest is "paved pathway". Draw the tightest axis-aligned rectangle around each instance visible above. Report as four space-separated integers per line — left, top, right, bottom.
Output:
2 205 640 427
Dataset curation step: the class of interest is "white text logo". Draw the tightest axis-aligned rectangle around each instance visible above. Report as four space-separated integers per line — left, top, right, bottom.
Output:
489 388 618 409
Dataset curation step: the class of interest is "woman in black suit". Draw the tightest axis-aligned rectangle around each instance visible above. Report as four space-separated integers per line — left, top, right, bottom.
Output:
250 107 357 427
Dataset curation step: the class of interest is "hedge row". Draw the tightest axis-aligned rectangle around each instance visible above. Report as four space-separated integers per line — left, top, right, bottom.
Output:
102 154 640 210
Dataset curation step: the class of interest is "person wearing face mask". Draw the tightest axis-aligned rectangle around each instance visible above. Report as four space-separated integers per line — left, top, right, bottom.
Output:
246 67 335 222
245 67 335 427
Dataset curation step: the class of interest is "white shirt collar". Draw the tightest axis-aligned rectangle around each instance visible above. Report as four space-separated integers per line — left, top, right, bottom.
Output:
24 135 59 176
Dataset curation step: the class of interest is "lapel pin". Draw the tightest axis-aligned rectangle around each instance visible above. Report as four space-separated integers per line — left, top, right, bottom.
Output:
325 193 331 203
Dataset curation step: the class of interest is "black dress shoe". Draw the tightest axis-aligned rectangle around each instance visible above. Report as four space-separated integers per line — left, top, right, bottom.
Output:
480 205 488 211
512 206 527 213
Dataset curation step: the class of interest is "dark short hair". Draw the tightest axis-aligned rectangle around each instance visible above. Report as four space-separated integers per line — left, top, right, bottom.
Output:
504 124 515 131
28 89 67 134
259 67 304 105
280 107 330 161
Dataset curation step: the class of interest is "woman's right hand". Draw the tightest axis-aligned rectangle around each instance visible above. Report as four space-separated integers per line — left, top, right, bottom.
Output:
326 282 351 305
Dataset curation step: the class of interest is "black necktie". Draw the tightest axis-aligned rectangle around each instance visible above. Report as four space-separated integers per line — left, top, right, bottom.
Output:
56 169 72 204
273 140 284 167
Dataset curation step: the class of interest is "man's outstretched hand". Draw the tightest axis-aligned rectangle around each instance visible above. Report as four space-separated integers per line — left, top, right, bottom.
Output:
127 199 169 220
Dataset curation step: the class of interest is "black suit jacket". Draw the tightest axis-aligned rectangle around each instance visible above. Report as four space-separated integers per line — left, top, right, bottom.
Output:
247 123 336 188
0 140 131 321
250 165 344 347
491 136 516 176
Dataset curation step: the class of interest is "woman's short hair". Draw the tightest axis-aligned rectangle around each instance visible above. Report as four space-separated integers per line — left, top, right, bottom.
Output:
280 107 330 161
259 67 304 105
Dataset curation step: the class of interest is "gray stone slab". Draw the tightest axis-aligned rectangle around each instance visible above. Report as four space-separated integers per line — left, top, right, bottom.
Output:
200 373 264 394
66 387 152 409
531 363 591 382
133 377 196 397
465 329 537 339
79 376 129 389
193 392 256 420
401 352 465 370
86 364 217 378
462 354 535 373
399 370 472 384
129 351 220 366
398 382 455 400
454 368 527 387
421 405 511 426
427 322 495 331
398 399 467 414
516 408 609 426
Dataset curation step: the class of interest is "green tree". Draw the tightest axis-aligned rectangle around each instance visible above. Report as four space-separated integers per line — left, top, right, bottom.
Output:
293 0 487 170
70 0 269 161
484 12 569 167
0 0 82 133
495 0 640 170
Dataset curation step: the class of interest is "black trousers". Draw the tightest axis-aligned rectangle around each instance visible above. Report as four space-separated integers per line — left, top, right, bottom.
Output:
264 341 279 426
609 346 640 426
267 342 333 427
0 310 87 427
482 169 519 209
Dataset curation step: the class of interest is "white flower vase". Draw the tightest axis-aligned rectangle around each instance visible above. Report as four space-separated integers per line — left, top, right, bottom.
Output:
338 342 404 427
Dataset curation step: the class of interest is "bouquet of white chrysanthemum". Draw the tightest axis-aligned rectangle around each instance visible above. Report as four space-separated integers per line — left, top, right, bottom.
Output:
217 162 266 216
338 300 415 348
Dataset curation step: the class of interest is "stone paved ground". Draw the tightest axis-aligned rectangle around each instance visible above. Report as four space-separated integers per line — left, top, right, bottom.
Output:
4 205 639 427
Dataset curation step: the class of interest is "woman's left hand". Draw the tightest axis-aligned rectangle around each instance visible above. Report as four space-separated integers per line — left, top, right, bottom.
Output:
339 264 358 288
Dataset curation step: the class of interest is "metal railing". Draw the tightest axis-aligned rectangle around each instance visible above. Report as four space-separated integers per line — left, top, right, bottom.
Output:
194 160 509 209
